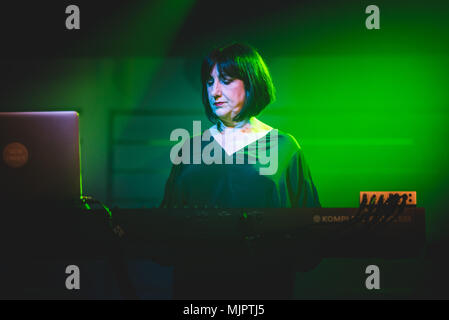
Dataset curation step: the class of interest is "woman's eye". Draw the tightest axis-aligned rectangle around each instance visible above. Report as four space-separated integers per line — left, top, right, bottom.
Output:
207 79 214 86
222 78 232 85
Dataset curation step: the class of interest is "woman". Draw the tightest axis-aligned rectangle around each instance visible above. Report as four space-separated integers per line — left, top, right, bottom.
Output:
162 43 320 299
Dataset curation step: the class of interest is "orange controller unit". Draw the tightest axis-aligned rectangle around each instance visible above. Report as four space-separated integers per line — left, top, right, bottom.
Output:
360 191 417 206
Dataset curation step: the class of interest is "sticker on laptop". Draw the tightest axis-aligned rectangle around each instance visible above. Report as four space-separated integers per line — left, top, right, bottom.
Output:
3 142 29 168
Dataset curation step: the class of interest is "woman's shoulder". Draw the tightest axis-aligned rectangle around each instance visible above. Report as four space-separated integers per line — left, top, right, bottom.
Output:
269 129 302 152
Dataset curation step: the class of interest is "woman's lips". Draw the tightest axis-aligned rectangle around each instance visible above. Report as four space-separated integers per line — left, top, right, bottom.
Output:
214 102 225 107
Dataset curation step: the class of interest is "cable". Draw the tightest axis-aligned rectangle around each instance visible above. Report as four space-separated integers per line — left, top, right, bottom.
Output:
79 195 137 299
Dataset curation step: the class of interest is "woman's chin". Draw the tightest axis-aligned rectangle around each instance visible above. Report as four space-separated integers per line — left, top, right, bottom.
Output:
214 110 230 119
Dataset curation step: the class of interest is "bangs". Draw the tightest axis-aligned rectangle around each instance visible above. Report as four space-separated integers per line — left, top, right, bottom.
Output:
201 53 245 82
216 59 244 80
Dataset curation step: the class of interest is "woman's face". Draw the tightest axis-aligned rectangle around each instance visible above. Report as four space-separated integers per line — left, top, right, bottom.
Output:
207 64 246 125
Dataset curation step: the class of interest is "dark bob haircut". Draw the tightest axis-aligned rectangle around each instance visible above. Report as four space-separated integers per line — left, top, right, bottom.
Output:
201 43 276 125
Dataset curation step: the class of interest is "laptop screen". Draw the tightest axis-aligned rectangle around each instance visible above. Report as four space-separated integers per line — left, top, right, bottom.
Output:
0 111 82 203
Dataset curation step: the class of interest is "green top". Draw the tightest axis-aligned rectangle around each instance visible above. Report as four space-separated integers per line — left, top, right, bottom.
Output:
161 129 320 209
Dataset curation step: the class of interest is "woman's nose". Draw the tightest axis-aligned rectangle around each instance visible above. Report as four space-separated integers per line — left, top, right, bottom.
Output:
211 82 221 97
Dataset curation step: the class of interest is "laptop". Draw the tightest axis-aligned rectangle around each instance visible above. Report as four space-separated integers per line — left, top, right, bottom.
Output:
0 111 82 204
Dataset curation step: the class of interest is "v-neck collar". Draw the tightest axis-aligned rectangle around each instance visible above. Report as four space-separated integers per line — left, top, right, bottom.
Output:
208 118 273 156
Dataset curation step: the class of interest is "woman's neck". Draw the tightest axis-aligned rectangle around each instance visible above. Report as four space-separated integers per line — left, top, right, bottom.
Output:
217 117 272 133
219 118 250 131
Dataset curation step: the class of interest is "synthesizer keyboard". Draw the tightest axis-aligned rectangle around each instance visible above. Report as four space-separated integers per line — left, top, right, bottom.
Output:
110 207 425 261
